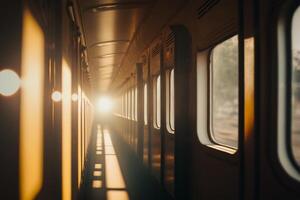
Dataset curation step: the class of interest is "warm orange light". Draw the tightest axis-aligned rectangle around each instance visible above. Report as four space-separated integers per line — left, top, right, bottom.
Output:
92 180 102 188
20 6 45 200
105 155 126 189
107 190 129 200
51 91 62 102
0 69 21 96
104 132 126 189
95 163 102 169
62 59 72 200
93 171 102 177
105 146 116 155
104 131 113 146
244 37 255 140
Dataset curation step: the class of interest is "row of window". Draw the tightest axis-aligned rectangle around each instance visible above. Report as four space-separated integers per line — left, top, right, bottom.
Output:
197 4 300 170
117 87 138 121
115 5 300 170
151 69 175 132
116 69 175 133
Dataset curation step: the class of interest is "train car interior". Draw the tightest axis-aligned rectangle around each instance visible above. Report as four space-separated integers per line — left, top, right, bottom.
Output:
0 0 300 199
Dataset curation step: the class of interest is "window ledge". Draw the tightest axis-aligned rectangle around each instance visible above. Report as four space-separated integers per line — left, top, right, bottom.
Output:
206 144 237 155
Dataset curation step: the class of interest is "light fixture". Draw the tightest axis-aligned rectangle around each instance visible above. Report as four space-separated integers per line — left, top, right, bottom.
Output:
0 69 21 96
51 91 62 102
89 40 129 48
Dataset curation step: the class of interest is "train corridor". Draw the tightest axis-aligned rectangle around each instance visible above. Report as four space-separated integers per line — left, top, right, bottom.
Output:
1 0 300 199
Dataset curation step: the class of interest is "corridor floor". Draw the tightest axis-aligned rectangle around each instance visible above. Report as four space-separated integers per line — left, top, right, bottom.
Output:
79 124 173 200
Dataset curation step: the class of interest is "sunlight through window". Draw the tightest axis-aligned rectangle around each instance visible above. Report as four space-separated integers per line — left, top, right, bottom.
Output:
92 180 102 188
97 96 113 113
107 190 129 200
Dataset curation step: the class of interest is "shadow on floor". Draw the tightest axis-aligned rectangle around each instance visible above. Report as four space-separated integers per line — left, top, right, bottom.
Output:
79 124 173 200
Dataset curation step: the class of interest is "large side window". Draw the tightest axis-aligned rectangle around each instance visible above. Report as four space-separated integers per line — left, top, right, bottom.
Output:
125 92 127 118
277 4 300 180
291 6 300 166
128 91 131 119
154 75 161 128
131 88 135 120
166 69 175 133
210 35 238 148
135 87 138 121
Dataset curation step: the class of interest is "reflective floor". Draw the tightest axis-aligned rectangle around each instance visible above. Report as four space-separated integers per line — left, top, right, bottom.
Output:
79 124 172 200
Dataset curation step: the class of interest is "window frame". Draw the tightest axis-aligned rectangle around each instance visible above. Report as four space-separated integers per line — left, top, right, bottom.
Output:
125 92 128 119
144 83 148 125
135 86 138 121
128 90 131 120
196 35 239 157
153 75 161 129
277 1 300 181
207 35 239 150
166 68 175 133
131 88 135 121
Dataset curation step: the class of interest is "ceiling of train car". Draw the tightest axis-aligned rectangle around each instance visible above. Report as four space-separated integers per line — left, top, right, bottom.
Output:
78 0 153 93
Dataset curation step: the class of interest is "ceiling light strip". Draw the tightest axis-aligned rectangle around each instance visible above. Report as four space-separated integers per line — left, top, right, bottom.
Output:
85 2 150 13
88 40 130 48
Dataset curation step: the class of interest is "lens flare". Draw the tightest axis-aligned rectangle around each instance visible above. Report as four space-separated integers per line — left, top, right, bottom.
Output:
71 93 78 102
98 96 113 113
51 91 62 102
0 69 21 96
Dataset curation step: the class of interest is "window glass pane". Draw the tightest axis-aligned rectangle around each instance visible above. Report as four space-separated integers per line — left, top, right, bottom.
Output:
157 76 161 128
292 6 300 165
144 84 148 125
135 87 137 121
170 69 175 131
210 35 238 148
153 80 156 127
132 89 134 120
123 95 125 117
128 91 131 119
121 95 124 117
125 93 127 118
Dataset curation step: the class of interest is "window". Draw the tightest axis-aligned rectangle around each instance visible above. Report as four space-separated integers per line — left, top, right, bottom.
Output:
125 92 127 118
154 76 161 128
210 35 238 148
291 6 300 166
121 95 123 117
131 88 135 120
122 95 125 117
135 87 138 121
166 69 175 132
128 91 131 119
277 4 300 180
144 84 148 125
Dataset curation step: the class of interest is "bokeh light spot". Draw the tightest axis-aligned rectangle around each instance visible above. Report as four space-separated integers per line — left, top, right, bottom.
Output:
0 69 21 96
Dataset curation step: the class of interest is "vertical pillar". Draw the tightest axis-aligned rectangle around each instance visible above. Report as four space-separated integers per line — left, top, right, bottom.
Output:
136 63 144 161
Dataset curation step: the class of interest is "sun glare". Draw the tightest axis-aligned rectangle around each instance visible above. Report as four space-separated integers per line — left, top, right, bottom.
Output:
98 96 113 113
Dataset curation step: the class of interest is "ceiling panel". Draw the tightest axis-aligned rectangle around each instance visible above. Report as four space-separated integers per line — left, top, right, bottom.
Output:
78 0 153 93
